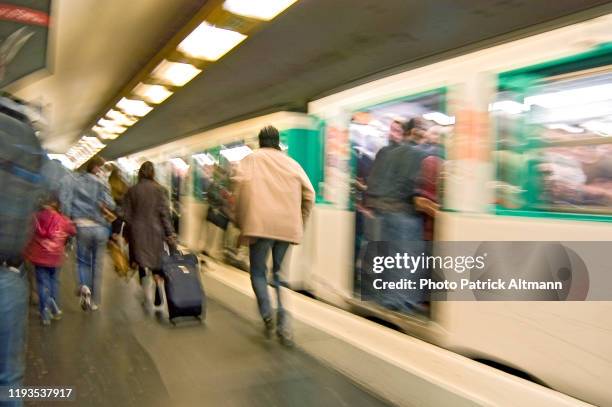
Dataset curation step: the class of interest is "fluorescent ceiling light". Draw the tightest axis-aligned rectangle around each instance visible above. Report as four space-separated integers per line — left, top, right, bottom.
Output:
92 125 110 136
81 136 99 145
151 60 201 87
525 83 612 109
545 124 584 134
77 145 95 155
93 127 121 140
489 100 529 115
133 83 173 104
223 0 298 21
95 121 127 135
105 109 137 126
103 125 126 134
98 134 120 141
82 136 106 150
116 98 153 117
97 118 115 127
423 112 455 126
178 22 247 61
220 145 252 162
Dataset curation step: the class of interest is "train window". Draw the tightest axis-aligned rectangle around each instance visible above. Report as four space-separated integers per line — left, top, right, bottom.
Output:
192 152 217 201
350 88 449 317
494 46 612 218
349 89 450 210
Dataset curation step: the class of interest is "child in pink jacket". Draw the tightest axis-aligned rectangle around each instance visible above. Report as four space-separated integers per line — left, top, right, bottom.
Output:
25 194 76 325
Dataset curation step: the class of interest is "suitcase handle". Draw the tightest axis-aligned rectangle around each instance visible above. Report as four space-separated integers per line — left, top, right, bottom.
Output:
164 242 182 257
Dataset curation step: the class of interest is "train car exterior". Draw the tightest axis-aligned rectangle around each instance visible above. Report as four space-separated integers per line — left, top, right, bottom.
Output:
307 13 612 407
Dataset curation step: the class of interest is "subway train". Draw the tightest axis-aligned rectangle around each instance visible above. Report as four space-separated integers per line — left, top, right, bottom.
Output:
119 14 612 406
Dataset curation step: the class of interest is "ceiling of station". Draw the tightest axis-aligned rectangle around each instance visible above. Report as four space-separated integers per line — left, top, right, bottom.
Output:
8 0 612 157
7 0 207 152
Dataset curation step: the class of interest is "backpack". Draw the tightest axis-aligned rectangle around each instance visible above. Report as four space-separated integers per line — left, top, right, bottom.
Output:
0 99 46 266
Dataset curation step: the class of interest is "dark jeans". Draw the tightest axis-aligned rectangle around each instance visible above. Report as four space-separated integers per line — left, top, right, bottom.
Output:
365 210 424 242
0 267 28 407
34 266 58 317
248 239 290 330
76 226 109 305
364 210 426 311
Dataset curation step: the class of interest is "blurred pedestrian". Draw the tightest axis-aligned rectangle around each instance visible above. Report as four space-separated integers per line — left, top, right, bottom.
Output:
107 163 129 237
402 117 429 146
366 119 425 220
24 194 76 325
416 125 445 156
362 119 405 202
124 161 175 313
59 156 115 311
358 119 406 213
365 119 427 313
415 125 448 240
231 126 315 346
0 94 49 406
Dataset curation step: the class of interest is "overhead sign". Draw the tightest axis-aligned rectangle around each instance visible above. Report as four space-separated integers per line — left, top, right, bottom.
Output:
0 0 51 88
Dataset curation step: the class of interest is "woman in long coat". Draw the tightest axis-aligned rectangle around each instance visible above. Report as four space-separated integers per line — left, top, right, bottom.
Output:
124 161 175 309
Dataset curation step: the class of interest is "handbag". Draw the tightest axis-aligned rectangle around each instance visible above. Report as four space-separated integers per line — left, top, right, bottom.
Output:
108 223 132 280
206 207 229 230
108 239 129 278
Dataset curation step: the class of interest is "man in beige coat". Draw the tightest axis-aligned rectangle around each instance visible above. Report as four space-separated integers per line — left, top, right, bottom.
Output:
232 126 315 345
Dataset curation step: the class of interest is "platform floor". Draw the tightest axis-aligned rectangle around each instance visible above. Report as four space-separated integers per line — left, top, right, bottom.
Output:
24 260 389 407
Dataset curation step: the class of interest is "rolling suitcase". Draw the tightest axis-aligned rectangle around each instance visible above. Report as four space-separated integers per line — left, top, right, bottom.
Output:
161 250 206 323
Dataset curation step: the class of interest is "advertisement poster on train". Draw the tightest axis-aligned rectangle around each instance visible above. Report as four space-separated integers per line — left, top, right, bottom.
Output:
323 120 351 209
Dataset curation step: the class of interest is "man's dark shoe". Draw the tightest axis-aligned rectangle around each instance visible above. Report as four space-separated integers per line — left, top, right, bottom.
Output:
264 318 274 339
277 329 294 348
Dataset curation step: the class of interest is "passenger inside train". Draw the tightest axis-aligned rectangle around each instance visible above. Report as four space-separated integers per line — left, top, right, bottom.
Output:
1 1 612 406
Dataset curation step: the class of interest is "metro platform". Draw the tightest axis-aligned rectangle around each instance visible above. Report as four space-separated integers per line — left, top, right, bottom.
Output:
24 259 388 407
24 254 592 407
